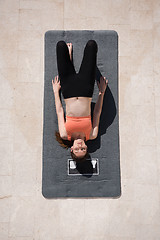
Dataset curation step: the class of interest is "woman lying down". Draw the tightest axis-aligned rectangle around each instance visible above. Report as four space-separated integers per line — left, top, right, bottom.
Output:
52 40 108 163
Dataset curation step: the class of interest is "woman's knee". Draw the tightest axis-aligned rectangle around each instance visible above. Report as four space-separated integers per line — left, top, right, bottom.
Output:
56 40 66 49
86 40 98 50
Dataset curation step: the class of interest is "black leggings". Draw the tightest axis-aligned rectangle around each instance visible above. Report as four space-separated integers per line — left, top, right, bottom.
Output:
56 40 98 99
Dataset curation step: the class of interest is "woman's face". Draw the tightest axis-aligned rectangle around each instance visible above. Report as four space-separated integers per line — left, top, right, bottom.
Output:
71 139 87 158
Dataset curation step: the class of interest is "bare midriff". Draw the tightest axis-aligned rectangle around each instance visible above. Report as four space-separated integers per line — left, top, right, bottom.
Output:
64 97 92 117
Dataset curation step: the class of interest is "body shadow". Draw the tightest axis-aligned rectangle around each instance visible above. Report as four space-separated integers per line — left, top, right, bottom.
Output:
87 66 117 153
76 154 93 178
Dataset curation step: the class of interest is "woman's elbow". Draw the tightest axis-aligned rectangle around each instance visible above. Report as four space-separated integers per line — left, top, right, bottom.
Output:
60 133 68 140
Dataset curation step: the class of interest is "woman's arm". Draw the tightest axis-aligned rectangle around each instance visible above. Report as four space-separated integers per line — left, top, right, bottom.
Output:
90 76 108 140
52 76 67 139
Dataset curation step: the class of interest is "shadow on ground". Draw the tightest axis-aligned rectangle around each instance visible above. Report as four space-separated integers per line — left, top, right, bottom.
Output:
87 66 117 153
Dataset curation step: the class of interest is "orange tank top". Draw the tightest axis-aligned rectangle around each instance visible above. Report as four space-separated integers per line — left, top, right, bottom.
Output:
65 115 92 141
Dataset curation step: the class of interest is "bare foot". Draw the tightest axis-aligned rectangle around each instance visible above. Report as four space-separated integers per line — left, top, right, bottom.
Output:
67 43 73 61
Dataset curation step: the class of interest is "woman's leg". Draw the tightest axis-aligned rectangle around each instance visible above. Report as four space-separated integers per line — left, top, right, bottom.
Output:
56 40 76 80
78 40 98 95
56 41 76 99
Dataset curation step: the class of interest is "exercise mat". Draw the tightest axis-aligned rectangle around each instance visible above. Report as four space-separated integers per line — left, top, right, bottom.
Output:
42 30 121 198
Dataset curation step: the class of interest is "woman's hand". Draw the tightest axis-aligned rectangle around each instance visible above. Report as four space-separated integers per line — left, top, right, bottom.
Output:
52 75 61 94
97 76 108 95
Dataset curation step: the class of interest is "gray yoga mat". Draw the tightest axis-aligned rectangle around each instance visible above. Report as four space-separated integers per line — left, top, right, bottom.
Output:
42 30 121 198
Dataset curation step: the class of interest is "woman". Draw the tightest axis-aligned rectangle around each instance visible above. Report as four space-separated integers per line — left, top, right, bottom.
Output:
52 40 108 162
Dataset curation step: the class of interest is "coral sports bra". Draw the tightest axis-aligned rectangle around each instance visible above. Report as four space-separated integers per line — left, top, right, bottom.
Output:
65 115 92 141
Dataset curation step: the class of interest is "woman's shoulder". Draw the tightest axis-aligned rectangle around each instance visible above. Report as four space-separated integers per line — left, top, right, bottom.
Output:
60 133 68 140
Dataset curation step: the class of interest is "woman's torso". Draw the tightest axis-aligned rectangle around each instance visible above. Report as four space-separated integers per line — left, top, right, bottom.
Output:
64 97 92 117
